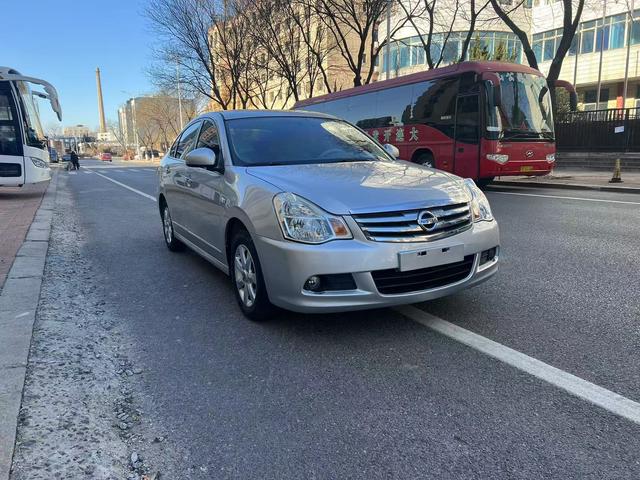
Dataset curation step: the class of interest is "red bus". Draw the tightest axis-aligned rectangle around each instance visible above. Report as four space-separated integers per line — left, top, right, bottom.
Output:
295 61 575 185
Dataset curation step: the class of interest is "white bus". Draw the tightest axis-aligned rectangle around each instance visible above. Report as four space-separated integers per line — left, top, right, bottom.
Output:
0 67 62 187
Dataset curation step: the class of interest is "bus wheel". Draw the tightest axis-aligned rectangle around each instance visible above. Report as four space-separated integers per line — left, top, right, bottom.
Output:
415 152 434 168
476 177 495 189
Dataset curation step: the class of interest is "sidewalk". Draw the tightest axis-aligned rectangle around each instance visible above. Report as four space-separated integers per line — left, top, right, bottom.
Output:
0 176 56 480
0 183 49 290
493 169 640 194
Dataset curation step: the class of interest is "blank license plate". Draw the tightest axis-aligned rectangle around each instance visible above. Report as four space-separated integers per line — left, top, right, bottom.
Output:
520 165 534 172
398 245 465 272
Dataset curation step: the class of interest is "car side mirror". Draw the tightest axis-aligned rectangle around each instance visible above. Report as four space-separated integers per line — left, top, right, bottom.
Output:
383 143 400 159
185 147 217 168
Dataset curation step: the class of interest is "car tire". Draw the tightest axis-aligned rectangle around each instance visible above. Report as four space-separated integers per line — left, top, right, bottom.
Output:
161 203 184 252
230 229 274 321
415 152 434 168
476 177 495 189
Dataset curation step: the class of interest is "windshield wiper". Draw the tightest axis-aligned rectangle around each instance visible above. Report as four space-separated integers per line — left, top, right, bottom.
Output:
501 130 553 141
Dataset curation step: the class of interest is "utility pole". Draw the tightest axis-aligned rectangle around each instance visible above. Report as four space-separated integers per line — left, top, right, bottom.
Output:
176 61 184 130
596 0 607 109
623 0 635 106
385 0 392 80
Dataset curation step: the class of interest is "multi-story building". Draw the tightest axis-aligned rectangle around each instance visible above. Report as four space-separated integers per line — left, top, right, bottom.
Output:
118 95 196 151
533 0 640 109
63 124 92 138
378 0 532 80
379 0 640 111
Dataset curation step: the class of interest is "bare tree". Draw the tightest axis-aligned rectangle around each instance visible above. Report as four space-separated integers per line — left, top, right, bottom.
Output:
146 0 239 110
459 0 493 61
491 0 585 110
309 0 420 86
107 119 130 157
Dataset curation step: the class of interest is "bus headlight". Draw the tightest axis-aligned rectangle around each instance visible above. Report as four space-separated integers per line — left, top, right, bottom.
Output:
273 192 352 244
464 179 494 222
30 157 48 168
546 153 555 163
486 154 508 164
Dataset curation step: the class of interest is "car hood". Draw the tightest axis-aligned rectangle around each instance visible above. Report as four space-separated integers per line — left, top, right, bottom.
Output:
245 161 470 214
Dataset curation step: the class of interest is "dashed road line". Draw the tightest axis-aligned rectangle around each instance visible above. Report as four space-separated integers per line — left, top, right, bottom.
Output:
92 171 156 202
395 305 640 426
487 190 640 206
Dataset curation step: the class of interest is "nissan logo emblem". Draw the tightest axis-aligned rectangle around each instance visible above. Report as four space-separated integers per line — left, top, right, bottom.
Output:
525 150 534 158
417 210 438 232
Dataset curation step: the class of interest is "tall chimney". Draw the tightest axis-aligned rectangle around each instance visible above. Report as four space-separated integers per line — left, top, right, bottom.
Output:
95 67 107 133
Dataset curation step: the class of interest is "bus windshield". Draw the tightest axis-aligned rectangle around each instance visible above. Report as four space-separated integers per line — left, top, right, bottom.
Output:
487 72 554 141
16 81 47 149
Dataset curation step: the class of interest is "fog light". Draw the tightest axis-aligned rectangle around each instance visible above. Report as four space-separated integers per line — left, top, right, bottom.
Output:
546 153 556 163
480 247 498 265
304 275 322 292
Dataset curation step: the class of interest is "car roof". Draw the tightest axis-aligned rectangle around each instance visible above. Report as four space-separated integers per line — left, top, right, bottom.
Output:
210 109 336 121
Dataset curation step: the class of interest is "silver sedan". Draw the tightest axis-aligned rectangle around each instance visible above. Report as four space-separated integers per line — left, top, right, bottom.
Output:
157 110 499 320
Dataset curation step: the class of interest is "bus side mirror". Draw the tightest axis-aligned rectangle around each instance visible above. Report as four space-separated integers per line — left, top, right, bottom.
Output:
483 73 502 108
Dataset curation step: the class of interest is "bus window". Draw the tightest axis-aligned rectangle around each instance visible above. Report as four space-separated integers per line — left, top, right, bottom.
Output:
412 78 458 138
16 81 46 149
0 88 21 156
374 84 414 127
344 94 376 126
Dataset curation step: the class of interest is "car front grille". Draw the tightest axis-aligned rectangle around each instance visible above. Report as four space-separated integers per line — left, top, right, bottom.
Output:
0 163 22 177
371 255 475 295
352 202 472 242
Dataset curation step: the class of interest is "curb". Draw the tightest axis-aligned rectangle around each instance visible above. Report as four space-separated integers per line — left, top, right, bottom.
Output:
491 180 640 195
0 172 57 480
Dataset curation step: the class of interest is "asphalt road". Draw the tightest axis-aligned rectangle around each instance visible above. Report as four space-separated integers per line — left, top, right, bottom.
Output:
59 159 640 479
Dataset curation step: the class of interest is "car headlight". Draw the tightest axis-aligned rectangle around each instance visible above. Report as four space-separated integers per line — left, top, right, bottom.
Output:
546 153 555 163
486 153 508 164
31 157 48 168
273 192 352 244
464 179 493 222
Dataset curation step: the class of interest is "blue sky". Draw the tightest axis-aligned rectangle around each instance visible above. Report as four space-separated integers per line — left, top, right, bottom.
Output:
1 0 155 131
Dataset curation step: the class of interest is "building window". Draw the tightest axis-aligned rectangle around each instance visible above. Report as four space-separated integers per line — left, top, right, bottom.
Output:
580 21 596 53
583 88 609 110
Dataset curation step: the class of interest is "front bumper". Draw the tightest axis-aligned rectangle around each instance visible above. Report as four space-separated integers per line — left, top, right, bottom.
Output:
255 220 499 313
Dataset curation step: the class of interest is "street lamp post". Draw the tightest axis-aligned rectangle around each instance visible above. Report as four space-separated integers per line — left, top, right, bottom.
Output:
385 0 392 81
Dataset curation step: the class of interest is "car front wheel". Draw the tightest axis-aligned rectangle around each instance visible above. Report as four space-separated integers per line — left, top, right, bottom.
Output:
230 229 274 321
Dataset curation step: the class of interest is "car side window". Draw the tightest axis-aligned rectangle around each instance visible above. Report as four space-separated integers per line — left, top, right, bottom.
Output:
169 136 181 158
197 120 221 156
175 121 201 159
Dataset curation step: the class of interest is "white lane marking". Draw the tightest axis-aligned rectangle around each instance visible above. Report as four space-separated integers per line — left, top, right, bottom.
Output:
93 171 156 202
69 171 77 175
395 305 640 425
488 190 640 206
15 311 30 318
83 170 92 174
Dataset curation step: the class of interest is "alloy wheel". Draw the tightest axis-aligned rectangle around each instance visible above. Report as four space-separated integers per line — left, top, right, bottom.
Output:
234 244 257 308
163 206 173 244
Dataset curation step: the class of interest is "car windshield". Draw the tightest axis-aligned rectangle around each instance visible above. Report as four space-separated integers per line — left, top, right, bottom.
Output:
225 116 391 166
486 72 554 141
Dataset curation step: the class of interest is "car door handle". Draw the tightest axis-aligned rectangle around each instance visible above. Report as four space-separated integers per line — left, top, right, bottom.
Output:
457 147 464 153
